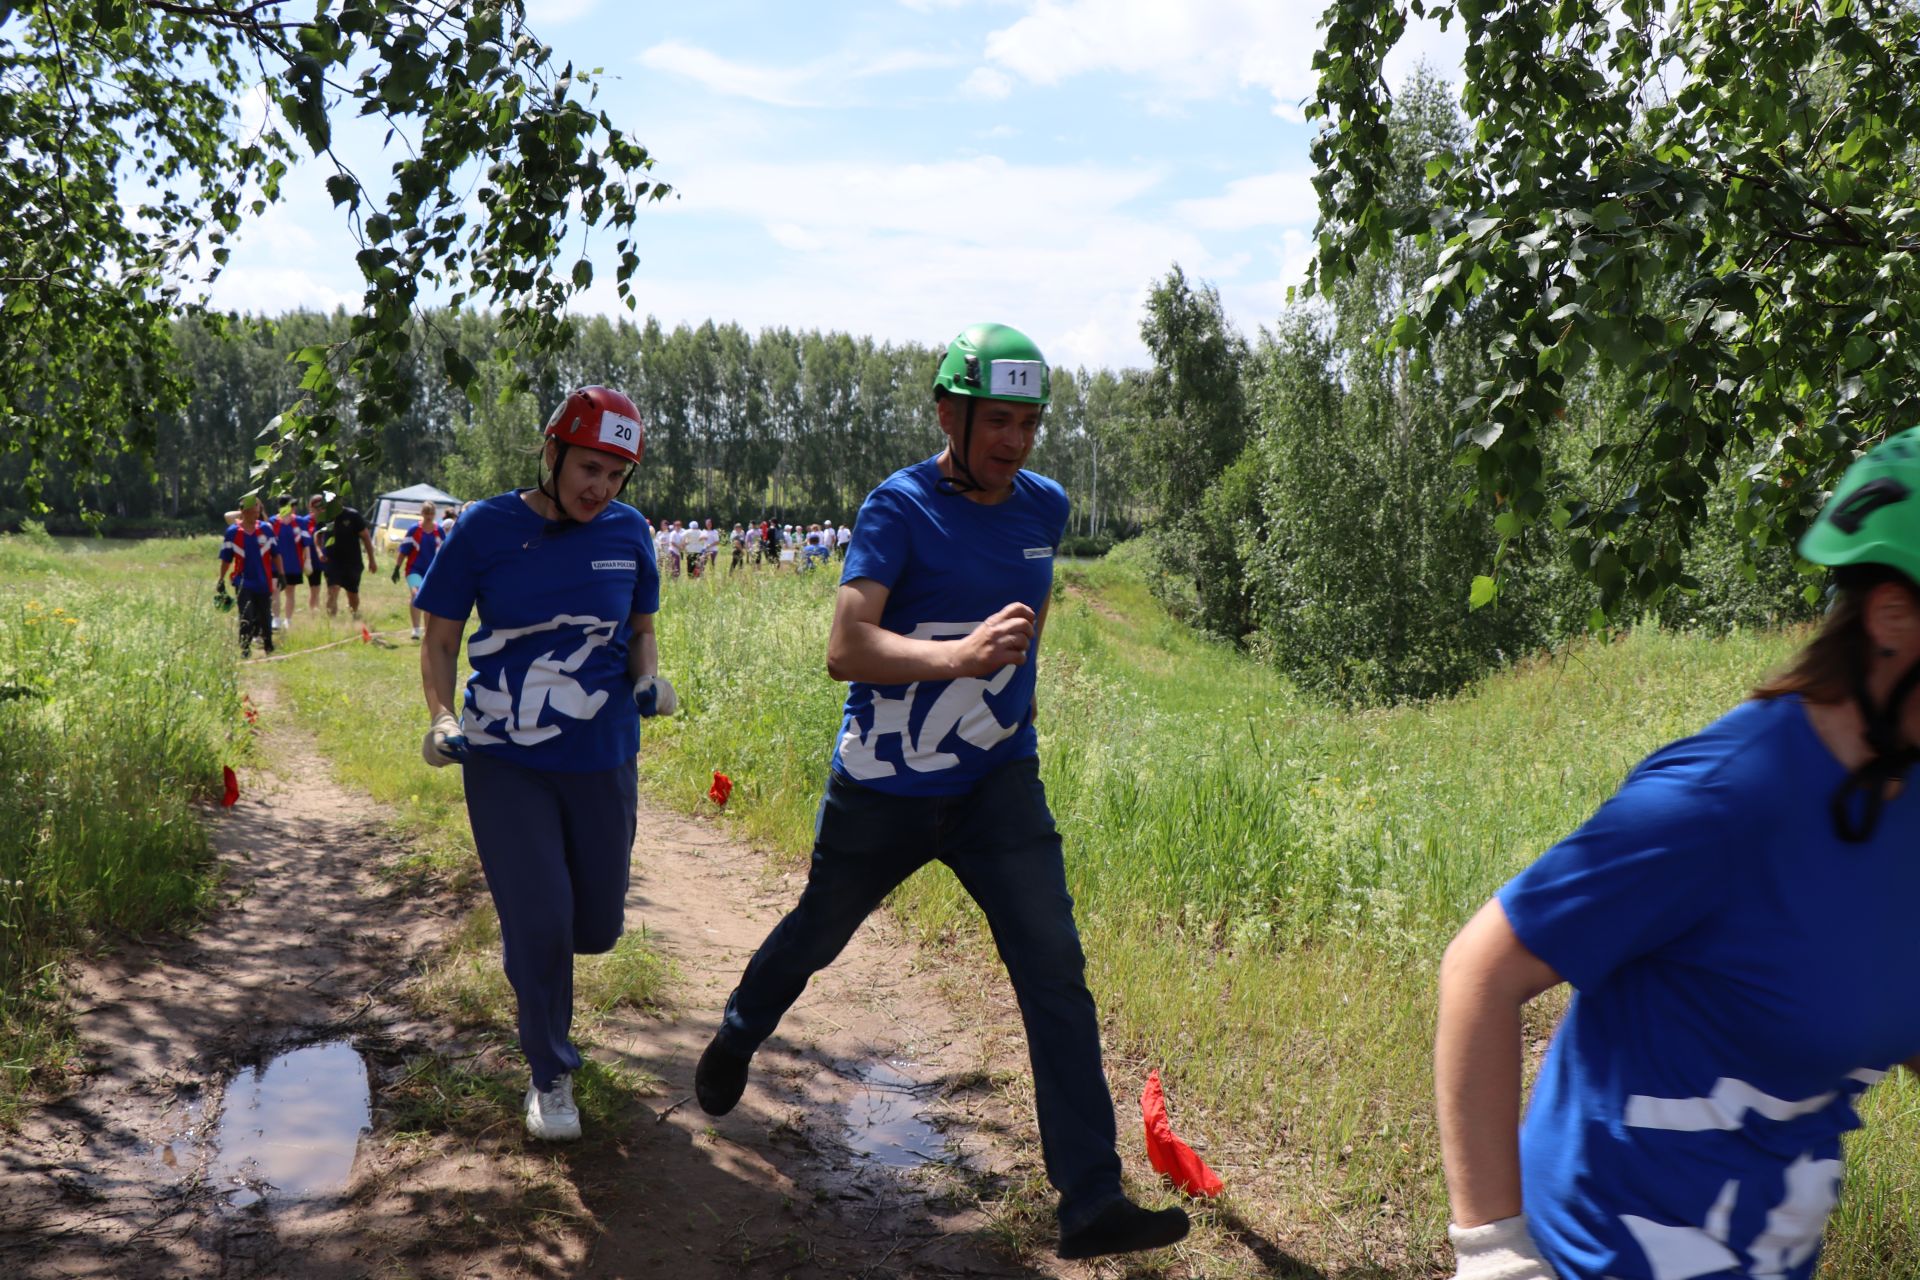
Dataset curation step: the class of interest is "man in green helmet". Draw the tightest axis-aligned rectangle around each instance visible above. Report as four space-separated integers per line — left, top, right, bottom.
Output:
693 324 1190 1260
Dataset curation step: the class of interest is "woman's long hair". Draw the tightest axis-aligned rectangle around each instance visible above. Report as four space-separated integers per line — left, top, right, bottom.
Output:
1752 565 1911 703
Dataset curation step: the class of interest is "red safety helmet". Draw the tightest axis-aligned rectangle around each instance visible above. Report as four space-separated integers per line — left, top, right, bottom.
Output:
543 385 645 465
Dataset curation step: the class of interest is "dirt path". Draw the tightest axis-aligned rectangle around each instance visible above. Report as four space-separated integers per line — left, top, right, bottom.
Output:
0 681 1114 1278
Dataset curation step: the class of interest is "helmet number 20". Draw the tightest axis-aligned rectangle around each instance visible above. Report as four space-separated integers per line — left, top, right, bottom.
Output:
599 412 640 449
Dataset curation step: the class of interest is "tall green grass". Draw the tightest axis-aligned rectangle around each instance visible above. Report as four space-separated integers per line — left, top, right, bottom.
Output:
0 532 241 1119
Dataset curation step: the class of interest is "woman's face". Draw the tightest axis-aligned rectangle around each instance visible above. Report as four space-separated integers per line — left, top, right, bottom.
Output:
551 444 632 522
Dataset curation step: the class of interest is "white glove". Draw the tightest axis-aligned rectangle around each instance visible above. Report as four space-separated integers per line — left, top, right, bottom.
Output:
1450 1216 1557 1280
633 674 677 718
421 711 468 767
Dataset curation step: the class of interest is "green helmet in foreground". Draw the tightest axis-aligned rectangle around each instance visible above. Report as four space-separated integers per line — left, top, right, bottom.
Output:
1799 426 1920 584
933 323 1051 405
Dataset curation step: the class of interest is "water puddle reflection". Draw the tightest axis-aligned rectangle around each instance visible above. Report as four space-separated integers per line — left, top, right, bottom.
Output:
212 1040 370 1207
146 1094 206 1175
840 1060 948 1168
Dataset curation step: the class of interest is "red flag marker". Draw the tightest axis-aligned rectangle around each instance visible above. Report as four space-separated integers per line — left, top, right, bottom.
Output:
708 771 733 806
220 766 240 808
1141 1069 1223 1197
360 624 373 644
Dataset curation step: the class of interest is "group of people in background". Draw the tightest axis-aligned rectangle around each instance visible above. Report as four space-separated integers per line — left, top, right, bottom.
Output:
214 494 425 654
653 518 851 579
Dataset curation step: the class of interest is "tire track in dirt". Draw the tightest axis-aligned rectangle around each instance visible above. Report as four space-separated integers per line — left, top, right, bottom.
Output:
0 677 1093 1278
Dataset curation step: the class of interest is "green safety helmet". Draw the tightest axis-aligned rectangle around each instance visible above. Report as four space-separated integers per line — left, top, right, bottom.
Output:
1798 426 1920 585
933 324 1051 405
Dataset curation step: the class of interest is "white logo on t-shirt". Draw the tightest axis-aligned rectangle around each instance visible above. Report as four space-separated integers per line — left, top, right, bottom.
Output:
836 619 1022 779
591 559 636 571
461 614 618 747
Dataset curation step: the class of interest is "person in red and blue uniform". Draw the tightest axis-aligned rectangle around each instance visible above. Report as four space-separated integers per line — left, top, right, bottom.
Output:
393 500 443 640
1437 428 1920 1280
216 498 282 658
300 494 330 613
692 324 1190 1262
415 386 672 1144
270 498 308 626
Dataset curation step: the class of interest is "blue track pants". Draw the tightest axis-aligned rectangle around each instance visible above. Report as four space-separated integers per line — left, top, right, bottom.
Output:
461 751 637 1090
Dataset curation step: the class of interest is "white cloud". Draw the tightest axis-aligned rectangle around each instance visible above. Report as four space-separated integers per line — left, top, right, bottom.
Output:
588 153 1220 367
960 67 1013 100
766 222 824 252
1174 169 1318 232
208 265 359 316
981 0 1465 121
638 40 962 109
639 41 825 108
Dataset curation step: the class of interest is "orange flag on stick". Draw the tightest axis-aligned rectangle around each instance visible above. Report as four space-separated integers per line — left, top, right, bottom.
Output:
1141 1069 1223 1197
220 766 240 808
708 771 733 806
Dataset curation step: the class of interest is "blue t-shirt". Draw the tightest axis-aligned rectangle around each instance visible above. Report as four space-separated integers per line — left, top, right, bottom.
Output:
270 514 306 574
1499 695 1920 1280
413 492 660 773
829 456 1069 797
399 521 443 580
221 522 278 593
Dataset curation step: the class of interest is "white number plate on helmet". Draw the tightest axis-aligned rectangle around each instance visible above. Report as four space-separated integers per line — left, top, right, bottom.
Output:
599 411 641 449
988 360 1043 397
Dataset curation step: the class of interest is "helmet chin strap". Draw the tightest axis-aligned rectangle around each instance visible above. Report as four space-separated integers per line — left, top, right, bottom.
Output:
935 398 984 496
1831 642 1920 842
539 441 579 532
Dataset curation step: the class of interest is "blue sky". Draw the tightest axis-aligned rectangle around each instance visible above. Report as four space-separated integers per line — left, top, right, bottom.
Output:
209 0 1462 370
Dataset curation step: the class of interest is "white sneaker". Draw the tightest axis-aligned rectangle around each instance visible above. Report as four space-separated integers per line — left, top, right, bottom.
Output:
271 617 285 631
410 626 422 641
524 1074 581 1141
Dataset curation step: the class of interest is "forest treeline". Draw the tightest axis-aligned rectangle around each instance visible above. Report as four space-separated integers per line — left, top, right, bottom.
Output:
7 70 1822 705
1129 73 1818 703
6 311 1148 550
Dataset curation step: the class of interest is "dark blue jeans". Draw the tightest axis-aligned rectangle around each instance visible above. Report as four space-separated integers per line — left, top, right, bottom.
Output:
719 755 1124 1231
463 751 637 1090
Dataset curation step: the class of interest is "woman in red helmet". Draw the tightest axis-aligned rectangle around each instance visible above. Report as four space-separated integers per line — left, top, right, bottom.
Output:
414 385 675 1142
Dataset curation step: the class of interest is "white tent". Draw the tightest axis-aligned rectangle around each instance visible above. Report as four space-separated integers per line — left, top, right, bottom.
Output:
372 483 462 549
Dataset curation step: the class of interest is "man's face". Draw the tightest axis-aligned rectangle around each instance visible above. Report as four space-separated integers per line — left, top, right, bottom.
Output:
940 395 1041 491
308 499 326 520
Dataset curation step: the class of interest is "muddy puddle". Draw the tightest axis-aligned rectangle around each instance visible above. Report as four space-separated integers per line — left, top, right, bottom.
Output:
208 1040 371 1207
838 1060 951 1169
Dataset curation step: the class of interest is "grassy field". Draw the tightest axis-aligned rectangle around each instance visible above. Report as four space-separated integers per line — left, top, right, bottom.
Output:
0 529 241 1120
6 527 1916 1275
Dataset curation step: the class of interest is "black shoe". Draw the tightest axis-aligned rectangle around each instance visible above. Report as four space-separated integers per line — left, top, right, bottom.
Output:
1057 1198 1191 1260
694 1034 751 1116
